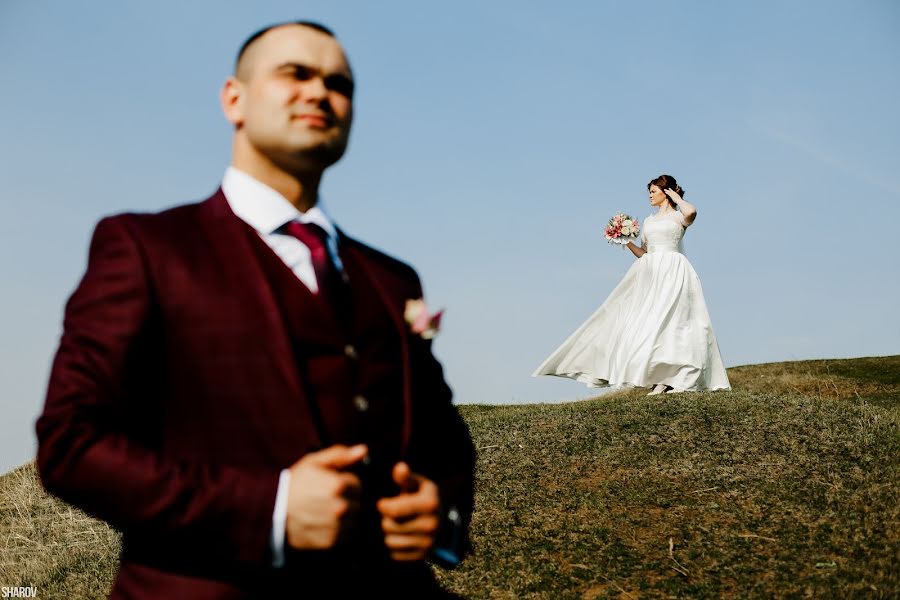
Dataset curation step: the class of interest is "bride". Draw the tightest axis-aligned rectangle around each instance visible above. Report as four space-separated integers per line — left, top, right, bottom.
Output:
533 175 730 395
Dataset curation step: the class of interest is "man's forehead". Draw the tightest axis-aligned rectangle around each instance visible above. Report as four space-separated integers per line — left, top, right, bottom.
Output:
252 25 351 74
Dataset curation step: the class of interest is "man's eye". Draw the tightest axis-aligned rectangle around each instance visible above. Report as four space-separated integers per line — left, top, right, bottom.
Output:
292 66 313 80
325 75 355 98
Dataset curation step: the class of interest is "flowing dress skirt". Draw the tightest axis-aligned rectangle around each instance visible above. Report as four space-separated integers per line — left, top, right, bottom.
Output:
533 250 730 391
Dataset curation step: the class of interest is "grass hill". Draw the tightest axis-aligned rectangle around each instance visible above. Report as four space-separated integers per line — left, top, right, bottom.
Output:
2 356 898 598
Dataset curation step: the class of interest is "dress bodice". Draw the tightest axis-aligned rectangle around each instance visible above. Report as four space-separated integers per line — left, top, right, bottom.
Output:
643 211 686 253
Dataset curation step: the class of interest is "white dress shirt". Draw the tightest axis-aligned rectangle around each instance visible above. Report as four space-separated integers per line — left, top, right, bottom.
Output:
221 166 342 568
222 166 343 293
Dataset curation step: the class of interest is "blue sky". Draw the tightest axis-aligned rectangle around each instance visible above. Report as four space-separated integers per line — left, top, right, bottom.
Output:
1 1 898 473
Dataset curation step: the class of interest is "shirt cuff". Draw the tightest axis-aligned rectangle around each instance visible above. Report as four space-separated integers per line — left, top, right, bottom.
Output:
431 505 464 568
270 468 291 568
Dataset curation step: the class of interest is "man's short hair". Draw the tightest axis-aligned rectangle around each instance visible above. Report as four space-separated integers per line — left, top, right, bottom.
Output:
235 21 337 76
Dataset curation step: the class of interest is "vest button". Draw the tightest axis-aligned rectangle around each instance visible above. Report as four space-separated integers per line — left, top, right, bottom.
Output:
344 344 358 359
353 395 369 412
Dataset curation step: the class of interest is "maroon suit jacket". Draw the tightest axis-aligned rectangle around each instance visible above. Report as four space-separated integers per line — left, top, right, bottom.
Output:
36 190 475 599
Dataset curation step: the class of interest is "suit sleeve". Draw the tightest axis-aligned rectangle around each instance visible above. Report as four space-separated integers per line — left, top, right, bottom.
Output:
405 278 477 563
35 216 280 567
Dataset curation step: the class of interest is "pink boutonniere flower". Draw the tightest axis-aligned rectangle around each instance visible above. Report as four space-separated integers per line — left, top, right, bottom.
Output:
404 298 444 340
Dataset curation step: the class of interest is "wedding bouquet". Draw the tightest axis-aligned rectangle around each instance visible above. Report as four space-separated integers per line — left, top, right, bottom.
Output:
604 213 640 246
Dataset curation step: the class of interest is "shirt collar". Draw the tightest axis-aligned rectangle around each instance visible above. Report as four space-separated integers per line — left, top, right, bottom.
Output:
221 166 339 240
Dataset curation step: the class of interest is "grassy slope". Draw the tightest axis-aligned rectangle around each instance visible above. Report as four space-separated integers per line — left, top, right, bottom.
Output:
2 356 898 599
0 463 119 596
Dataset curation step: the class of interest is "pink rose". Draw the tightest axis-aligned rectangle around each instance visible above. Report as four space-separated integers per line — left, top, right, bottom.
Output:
404 299 443 340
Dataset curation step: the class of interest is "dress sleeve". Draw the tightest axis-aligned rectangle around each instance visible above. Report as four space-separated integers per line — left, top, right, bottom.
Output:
675 210 688 228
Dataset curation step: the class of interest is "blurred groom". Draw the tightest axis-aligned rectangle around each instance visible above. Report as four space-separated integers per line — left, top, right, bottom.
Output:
36 21 475 599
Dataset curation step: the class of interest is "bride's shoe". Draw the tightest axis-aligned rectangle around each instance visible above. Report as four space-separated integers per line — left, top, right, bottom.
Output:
666 388 687 394
647 384 668 396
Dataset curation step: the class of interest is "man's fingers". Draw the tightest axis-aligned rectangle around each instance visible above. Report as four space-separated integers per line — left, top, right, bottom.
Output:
377 484 440 519
378 470 442 562
381 513 440 535
388 550 429 562
384 533 435 553
384 531 435 561
392 461 414 490
306 444 368 470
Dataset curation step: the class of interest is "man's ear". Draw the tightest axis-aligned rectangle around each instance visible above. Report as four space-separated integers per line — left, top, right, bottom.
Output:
220 76 244 127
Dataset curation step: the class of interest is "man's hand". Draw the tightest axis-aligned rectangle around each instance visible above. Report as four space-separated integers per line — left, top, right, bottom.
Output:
285 444 368 550
376 462 441 561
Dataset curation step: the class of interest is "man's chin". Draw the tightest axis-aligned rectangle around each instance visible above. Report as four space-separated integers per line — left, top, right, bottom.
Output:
293 132 347 155
272 143 347 172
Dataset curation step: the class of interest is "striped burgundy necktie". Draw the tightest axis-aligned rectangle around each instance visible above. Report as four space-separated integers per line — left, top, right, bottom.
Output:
283 221 344 306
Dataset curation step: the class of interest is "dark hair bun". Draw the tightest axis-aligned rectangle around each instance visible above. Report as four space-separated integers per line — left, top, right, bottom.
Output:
647 174 685 199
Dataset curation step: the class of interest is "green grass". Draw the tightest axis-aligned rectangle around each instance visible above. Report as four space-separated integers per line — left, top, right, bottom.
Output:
2 356 898 598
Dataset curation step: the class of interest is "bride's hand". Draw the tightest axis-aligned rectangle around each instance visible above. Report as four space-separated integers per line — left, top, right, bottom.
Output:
666 189 698 224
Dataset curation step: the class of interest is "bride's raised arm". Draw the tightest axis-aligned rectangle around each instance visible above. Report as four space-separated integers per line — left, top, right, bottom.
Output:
665 189 698 225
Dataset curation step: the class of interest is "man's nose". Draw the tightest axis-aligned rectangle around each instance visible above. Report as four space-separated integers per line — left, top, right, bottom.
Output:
301 76 328 101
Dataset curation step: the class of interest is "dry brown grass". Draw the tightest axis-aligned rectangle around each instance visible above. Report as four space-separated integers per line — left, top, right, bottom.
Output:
0 463 120 597
727 356 900 409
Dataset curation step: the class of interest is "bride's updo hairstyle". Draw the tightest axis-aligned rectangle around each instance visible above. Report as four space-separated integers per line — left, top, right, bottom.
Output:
648 174 685 209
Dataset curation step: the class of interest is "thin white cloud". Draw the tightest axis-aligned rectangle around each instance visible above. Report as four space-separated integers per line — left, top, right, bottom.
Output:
754 122 895 197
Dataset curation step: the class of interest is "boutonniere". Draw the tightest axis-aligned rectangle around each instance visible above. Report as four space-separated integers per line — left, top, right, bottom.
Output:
404 298 444 340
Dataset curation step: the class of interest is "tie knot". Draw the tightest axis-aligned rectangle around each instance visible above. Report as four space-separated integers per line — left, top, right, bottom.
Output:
285 221 329 250
282 219 344 303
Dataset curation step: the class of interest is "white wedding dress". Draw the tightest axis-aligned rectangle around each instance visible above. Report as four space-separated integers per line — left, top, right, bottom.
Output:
533 210 730 391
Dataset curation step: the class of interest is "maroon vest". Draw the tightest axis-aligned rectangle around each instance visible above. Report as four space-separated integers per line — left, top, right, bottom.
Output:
243 225 406 507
